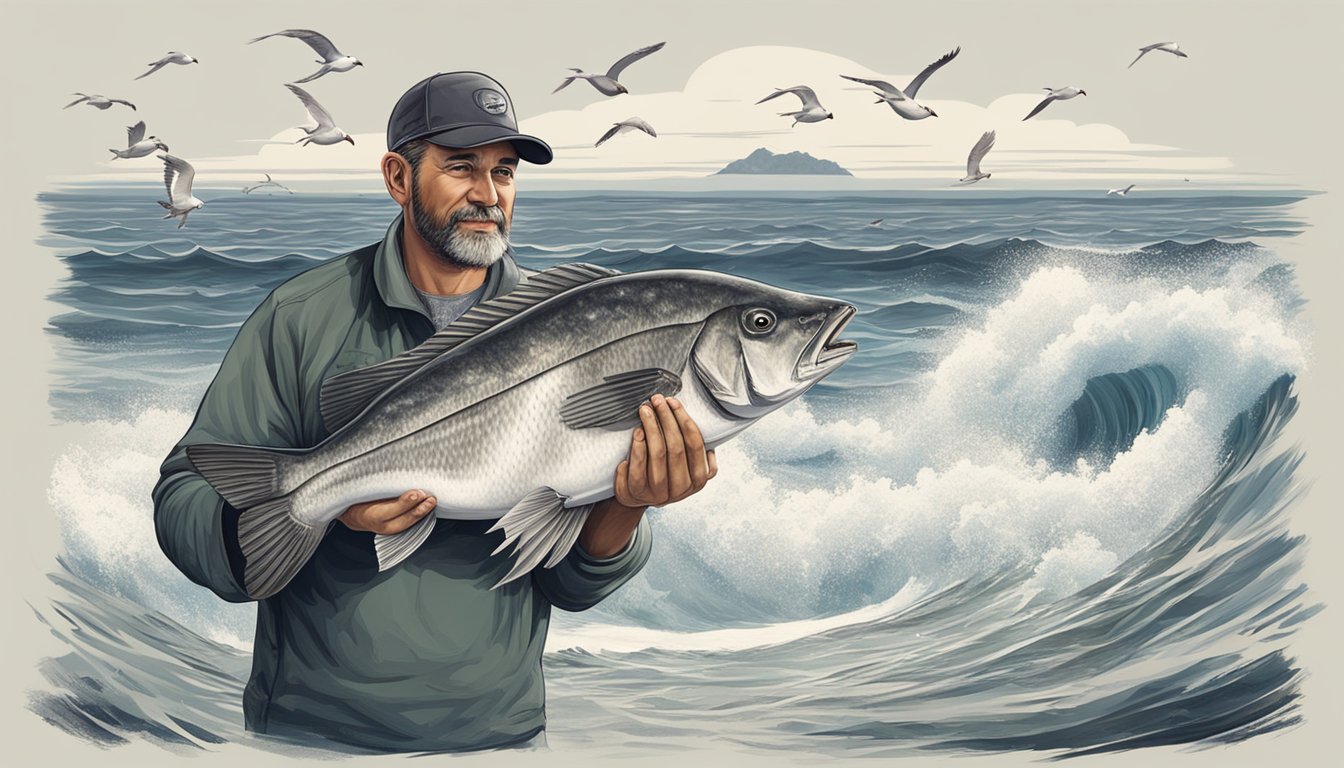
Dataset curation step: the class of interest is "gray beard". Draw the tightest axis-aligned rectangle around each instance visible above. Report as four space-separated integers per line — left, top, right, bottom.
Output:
410 191 510 269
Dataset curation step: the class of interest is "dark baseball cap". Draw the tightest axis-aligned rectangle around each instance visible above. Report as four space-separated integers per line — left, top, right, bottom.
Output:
387 71 553 164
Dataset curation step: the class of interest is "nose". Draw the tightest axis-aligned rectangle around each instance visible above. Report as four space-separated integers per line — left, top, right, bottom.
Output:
467 170 499 208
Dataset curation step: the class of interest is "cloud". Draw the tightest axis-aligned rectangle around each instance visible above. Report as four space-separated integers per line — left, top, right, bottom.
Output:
74 46 1233 185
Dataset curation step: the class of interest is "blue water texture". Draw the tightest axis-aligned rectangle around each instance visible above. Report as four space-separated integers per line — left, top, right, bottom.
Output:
31 185 1318 758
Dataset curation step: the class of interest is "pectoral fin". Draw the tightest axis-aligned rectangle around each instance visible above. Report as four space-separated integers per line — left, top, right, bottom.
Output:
559 368 682 429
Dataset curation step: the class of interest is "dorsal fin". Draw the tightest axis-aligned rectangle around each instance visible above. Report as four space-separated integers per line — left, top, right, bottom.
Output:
319 262 617 434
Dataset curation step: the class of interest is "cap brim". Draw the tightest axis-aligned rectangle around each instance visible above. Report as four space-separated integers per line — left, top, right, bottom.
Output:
419 124 553 165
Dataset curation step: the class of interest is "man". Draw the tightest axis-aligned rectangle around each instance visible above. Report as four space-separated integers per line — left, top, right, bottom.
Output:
152 72 717 752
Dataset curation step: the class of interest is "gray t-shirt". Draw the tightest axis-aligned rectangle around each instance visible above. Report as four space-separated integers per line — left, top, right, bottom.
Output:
416 283 487 331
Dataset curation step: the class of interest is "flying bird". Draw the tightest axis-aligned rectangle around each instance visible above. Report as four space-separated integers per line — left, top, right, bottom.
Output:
756 86 833 126
594 117 657 147
136 52 199 80
110 121 168 159
553 41 665 96
285 84 354 146
840 46 960 121
157 154 203 228
1107 184 1136 196
1022 86 1087 121
868 219 884 227
958 131 996 184
64 93 136 111
1129 42 1187 68
248 29 363 83
243 173 294 194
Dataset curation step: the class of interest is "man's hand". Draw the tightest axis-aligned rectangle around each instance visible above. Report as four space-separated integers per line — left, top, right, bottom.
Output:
582 394 719 558
615 393 718 508
339 489 437 534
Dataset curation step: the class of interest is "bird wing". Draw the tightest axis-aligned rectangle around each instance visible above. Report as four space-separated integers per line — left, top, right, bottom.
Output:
966 131 995 176
621 117 657 137
111 99 136 110
1023 95 1056 120
904 46 961 98
250 29 343 61
63 93 90 108
127 121 146 145
594 124 623 147
1128 49 1150 68
605 41 665 80
136 58 170 80
264 173 273 182
285 84 335 129
757 86 822 109
840 74 905 100
160 154 196 205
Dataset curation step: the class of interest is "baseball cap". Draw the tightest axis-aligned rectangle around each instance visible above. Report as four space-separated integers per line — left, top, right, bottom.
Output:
387 71 553 164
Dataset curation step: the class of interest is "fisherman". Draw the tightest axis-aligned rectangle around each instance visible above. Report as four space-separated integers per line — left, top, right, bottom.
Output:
152 72 718 752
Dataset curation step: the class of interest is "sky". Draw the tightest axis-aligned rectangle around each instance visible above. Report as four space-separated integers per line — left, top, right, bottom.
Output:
7 0 1340 189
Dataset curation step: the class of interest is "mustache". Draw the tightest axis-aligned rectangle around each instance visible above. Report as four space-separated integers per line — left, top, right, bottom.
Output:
449 204 507 230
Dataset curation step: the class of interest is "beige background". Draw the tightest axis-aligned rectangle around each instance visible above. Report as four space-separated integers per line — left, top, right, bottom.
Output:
2 1 1340 765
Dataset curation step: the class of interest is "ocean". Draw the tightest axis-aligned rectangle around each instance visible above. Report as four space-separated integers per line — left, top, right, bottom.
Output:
30 185 1318 758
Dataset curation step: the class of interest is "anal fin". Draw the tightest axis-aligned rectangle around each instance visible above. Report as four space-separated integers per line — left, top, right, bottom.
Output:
374 512 438 572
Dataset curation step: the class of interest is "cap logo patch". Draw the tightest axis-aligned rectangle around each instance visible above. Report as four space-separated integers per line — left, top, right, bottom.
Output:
474 89 508 116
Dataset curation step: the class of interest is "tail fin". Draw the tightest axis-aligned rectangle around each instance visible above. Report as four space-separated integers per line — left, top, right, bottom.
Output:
186 442 298 508
236 496 330 599
487 488 593 588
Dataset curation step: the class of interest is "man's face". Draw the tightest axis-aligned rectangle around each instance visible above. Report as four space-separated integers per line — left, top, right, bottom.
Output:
409 141 519 269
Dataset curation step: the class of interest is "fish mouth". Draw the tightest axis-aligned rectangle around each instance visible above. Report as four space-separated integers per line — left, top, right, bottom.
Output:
799 304 858 379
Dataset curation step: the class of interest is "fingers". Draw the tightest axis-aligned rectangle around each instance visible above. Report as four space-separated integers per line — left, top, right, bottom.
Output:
638 400 668 500
707 449 718 480
613 460 632 506
626 422 649 502
667 397 710 500
382 490 437 533
653 395 691 499
339 489 436 534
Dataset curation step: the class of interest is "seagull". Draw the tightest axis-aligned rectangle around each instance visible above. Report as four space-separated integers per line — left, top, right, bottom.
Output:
110 121 168 159
285 84 354 146
248 29 363 84
64 93 136 111
840 46 959 121
868 218 884 226
1022 86 1087 121
756 86 833 126
958 131 995 184
553 42 665 96
1129 42 1187 68
1107 184 1136 196
594 117 657 147
157 154 203 228
243 173 294 194
136 52 199 80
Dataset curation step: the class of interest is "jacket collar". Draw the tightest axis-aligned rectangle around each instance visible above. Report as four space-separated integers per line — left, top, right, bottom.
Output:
373 212 524 316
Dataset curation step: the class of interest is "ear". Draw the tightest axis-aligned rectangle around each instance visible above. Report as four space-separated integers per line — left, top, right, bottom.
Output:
382 152 413 207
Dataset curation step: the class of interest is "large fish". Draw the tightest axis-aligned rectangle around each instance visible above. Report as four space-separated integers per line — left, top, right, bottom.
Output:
187 264 857 599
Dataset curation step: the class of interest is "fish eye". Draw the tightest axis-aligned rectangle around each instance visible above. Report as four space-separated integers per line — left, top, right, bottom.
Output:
742 308 776 335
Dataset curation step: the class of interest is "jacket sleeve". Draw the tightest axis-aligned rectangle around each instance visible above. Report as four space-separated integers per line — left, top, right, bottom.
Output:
151 293 304 603
531 516 653 612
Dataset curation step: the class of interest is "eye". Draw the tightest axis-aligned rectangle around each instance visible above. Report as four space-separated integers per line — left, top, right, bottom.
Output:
742 308 776 335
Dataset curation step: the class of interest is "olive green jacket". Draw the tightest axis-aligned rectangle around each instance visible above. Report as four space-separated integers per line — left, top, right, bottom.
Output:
152 214 652 752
